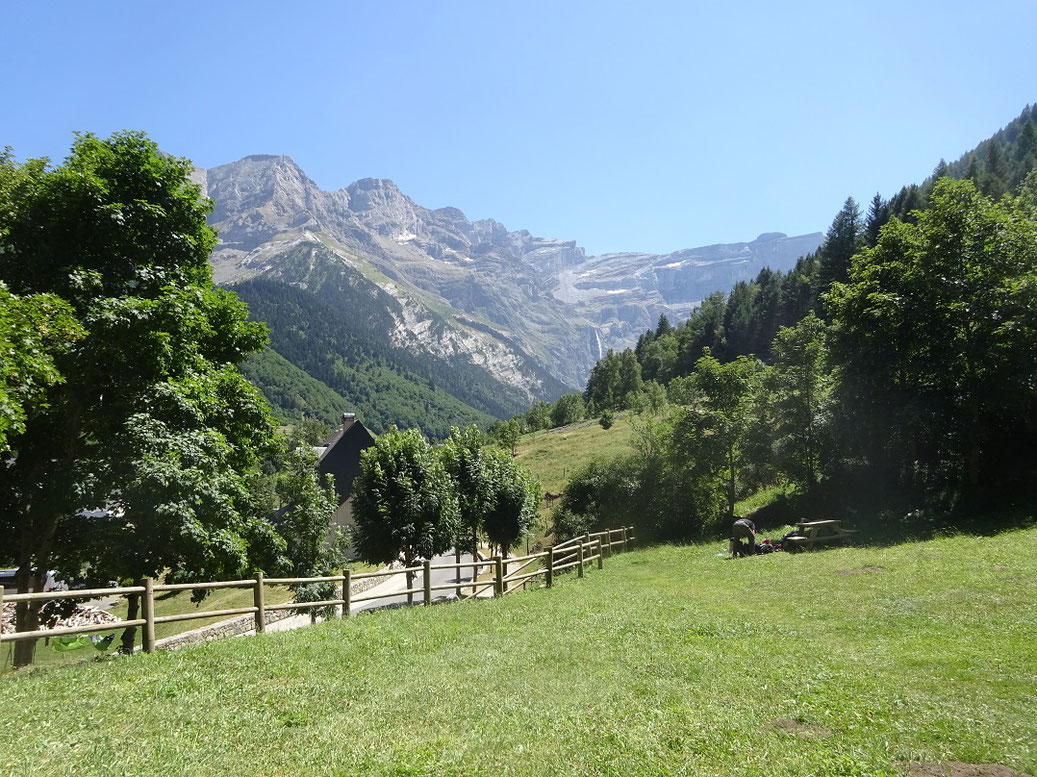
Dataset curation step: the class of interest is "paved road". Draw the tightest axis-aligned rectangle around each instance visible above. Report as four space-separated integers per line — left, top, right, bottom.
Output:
352 550 494 613
259 553 491 633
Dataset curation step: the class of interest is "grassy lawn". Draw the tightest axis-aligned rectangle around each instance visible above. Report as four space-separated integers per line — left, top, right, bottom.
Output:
734 483 795 517
514 411 641 494
2 527 1035 776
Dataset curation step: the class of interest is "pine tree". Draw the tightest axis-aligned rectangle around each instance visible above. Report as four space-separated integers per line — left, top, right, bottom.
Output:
814 197 863 295
983 141 1007 198
1013 119 1036 162
655 313 673 337
749 267 782 358
721 281 757 358
864 193 889 248
617 349 643 404
964 154 980 183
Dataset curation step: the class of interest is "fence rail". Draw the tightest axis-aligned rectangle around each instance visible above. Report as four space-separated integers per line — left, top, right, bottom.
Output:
0 526 635 656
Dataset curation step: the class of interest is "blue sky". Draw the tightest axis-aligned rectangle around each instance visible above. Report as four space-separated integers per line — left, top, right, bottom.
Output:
2 1 1034 255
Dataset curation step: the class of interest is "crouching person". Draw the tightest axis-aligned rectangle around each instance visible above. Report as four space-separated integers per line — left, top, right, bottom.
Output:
730 518 756 557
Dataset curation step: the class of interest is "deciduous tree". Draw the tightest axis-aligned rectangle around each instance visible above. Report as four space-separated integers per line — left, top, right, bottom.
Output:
0 285 81 450
768 312 831 493
439 425 494 568
826 177 1037 488
352 427 458 604
482 449 541 559
672 352 764 520
0 133 285 665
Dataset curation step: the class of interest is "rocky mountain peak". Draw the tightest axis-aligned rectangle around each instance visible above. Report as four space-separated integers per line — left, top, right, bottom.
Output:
346 178 409 211
206 154 824 387
205 154 317 223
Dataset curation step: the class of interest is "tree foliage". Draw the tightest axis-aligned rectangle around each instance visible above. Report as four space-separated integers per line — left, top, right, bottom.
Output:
515 106 1037 538
352 427 458 602
481 448 541 556
439 425 495 561
0 133 297 664
767 312 831 492
827 177 1037 488
672 352 764 521
0 284 81 449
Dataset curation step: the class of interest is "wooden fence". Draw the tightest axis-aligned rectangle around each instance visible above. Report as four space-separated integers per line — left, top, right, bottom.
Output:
0 527 635 656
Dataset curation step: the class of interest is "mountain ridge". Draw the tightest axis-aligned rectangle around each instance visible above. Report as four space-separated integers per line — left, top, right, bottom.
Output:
201 154 820 379
195 154 820 432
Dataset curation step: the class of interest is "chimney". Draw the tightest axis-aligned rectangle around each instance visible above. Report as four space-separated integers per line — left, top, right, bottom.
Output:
342 412 356 425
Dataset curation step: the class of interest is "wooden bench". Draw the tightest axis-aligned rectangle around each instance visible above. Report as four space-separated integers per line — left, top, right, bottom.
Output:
784 520 858 551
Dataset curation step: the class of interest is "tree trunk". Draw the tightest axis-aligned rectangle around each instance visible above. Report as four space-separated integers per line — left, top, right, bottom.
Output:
966 445 981 487
11 411 82 668
472 528 479 597
405 551 415 606
12 567 42 668
120 587 140 654
727 446 737 521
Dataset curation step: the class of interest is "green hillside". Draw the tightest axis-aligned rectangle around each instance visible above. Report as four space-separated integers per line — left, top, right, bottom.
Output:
231 241 567 434
233 277 496 437
2 528 1034 776
514 412 640 494
240 346 358 427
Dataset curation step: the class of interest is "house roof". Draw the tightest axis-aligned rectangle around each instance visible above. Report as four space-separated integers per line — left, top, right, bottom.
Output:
317 416 375 504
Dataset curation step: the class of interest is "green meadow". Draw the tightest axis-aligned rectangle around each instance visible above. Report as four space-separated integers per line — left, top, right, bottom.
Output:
2 526 1034 776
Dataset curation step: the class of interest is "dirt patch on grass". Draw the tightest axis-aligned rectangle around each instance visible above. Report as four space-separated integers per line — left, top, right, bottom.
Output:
767 718 831 738
905 763 1029 776
837 566 885 576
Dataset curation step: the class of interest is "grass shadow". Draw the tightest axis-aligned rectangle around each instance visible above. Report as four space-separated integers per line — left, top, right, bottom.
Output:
743 469 1037 548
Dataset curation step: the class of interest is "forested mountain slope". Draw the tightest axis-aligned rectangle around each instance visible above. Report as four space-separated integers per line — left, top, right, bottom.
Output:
233 278 496 437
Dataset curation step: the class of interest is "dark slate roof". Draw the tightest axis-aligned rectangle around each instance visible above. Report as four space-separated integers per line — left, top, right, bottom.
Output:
317 419 376 504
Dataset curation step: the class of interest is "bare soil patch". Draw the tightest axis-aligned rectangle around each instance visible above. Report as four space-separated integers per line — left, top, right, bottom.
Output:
836 566 885 576
905 762 1029 777
767 718 831 738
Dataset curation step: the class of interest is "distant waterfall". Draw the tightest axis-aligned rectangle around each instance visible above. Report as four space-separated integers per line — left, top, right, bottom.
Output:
589 327 605 361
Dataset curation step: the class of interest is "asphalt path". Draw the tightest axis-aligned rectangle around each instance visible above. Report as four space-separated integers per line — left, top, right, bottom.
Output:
351 550 494 613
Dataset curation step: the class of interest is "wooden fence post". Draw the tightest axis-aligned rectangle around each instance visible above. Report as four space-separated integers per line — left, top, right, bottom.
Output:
423 560 432 606
621 526 628 550
142 577 156 654
546 547 554 588
454 547 462 599
577 541 585 578
606 532 613 557
342 569 351 617
494 557 503 597
628 525 634 548
597 538 604 569
253 571 266 634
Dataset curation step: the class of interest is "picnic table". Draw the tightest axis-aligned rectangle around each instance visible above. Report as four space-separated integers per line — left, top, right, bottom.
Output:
784 520 858 551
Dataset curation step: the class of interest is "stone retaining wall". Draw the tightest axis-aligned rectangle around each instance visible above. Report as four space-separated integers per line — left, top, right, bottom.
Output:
154 565 397 652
